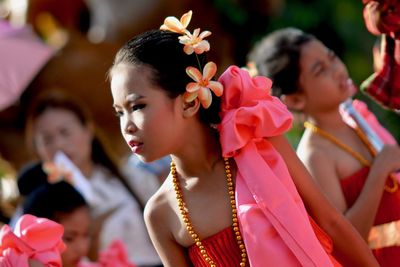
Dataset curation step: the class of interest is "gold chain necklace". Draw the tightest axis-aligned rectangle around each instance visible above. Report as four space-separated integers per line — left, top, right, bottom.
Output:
304 121 398 193
171 157 248 267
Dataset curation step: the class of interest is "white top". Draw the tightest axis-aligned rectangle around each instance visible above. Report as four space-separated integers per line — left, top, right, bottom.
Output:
88 165 161 266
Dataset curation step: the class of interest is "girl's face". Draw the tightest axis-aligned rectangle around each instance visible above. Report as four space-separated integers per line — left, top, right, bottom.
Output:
297 39 356 113
59 207 91 267
111 63 185 162
33 108 93 170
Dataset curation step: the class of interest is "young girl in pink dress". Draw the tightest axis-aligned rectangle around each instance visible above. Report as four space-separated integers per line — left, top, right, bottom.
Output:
109 11 378 267
249 27 400 266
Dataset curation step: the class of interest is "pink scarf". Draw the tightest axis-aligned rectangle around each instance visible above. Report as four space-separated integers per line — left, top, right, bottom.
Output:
218 66 334 266
0 214 65 267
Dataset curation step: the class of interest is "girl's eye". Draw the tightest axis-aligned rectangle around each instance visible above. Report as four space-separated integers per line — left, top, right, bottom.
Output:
60 128 70 137
114 110 123 117
132 104 146 111
43 136 54 146
329 50 337 60
314 65 325 76
62 235 75 243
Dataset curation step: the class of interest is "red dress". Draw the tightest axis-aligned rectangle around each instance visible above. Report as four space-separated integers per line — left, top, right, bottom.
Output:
188 219 341 267
340 166 400 266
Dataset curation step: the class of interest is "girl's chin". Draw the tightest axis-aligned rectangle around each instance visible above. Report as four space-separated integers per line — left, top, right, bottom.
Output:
135 153 165 164
134 153 151 163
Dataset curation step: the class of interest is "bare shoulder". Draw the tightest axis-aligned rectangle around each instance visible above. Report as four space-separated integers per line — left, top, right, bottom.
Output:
144 175 192 266
297 131 347 212
297 132 336 167
144 176 173 227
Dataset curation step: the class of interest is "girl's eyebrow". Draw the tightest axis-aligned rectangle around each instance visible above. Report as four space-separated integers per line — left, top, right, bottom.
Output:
113 94 144 108
126 94 144 102
309 49 331 74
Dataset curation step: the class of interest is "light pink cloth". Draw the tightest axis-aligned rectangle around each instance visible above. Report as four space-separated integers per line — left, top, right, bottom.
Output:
218 66 334 266
78 240 136 267
341 99 397 145
0 19 54 111
0 214 65 267
341 99 400 182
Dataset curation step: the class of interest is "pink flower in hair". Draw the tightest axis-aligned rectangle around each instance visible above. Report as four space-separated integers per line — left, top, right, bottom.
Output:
184 62 223 108
160 10 192 35
179 28 211 55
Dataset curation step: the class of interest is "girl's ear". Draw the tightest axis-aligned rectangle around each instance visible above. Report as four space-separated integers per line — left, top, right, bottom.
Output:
280 93 306 112
182 97 201 118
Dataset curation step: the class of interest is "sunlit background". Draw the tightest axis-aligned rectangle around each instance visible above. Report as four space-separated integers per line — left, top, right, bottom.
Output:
0 0 399 224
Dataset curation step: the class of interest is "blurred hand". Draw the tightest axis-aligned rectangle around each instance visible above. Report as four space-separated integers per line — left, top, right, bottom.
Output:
372 144 400 178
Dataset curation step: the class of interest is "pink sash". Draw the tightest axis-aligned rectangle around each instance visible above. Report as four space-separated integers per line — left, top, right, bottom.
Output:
218 66 334 266
0 214 65 267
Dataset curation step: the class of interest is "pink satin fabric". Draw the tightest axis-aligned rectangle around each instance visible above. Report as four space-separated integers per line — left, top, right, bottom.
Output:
218 66 334 266
0 214 65 267
78 240 136 267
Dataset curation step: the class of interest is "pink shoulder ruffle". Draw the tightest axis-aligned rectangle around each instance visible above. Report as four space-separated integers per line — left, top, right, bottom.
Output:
78 240 136 267
0 214 65 267
217 65 293 157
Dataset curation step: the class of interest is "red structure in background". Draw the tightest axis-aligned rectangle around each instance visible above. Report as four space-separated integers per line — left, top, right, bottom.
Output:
361 0 400 111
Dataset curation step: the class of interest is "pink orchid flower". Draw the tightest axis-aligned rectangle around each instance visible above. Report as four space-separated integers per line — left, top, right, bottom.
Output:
160 10 192 35
184 62 224 108
179 28 211 55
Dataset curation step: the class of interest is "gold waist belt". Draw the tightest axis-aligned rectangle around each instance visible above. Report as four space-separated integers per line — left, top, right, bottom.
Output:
368 220 400 249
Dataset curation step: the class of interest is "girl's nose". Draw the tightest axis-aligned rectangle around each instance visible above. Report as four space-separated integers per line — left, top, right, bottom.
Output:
52 136 67 152
77 238 90 257
122 116 137 134
332 58 347 80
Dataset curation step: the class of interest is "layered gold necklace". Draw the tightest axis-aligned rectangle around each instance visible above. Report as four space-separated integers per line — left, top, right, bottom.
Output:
170 157 248 267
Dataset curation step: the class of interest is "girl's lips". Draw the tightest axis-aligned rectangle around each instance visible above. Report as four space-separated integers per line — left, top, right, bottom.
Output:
128 140 140 147
128 140 143 153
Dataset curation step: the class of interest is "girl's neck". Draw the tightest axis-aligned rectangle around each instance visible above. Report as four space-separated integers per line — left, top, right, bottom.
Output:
171 126 222 179
306 109 347 132
79 160 94 178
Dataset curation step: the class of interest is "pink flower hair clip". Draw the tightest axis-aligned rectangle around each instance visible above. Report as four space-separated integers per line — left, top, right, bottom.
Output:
160 10 224 109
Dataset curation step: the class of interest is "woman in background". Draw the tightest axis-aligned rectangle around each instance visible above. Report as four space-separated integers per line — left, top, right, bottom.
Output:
23 90 162 267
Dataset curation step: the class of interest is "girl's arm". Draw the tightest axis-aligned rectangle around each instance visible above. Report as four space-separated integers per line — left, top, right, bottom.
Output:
304 144 400 239
268 135 379 267
144 195 191 267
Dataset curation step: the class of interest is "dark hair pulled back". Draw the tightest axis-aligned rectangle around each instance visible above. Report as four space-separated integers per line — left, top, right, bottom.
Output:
248 27 315 97
111 30 221 125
